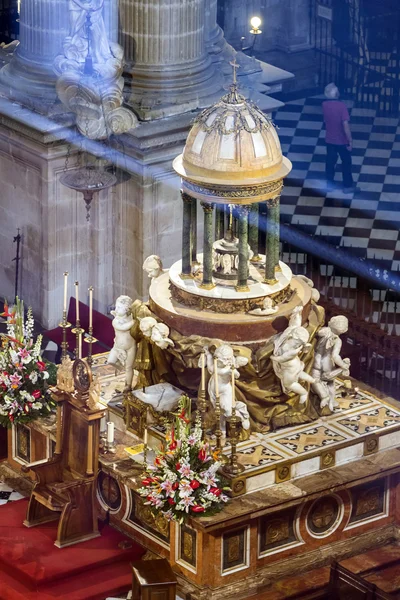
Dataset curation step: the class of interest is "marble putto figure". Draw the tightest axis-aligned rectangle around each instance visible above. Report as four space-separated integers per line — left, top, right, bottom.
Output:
203 344 250 434
311 315 350 411
271 306 315 405
107 295 136 391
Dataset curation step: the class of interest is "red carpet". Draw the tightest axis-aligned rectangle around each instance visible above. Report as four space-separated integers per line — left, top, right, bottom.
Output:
0 499 145 600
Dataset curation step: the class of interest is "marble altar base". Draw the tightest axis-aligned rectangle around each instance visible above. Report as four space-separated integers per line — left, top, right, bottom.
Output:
93 371 400 600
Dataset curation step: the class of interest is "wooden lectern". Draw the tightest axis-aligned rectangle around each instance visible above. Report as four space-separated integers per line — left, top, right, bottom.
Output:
23 358 105 548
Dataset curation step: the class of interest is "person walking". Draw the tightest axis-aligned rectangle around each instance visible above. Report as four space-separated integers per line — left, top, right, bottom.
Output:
322 83 357 194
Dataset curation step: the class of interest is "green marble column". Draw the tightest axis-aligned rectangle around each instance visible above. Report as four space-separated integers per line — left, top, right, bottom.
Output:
264 196 280 284
215 204 225 240
236 205 251 292
191 198 198 264
274 196 281 273
248 203 261 262
181 192 193 278
200 201 215 289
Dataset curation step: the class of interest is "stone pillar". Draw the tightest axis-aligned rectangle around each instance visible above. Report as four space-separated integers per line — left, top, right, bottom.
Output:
205 0 225 56
120 0 222 119
191 197 198 264
264 197 280 284
0 0 68 105
248 203 261 261
236 205 250 292
200 202 215 289
181 192 193 278
215 204 225 240
274 196 281 273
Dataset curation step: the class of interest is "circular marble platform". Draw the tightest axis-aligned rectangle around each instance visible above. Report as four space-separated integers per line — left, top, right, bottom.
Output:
149 271 312 343
169 255 292 300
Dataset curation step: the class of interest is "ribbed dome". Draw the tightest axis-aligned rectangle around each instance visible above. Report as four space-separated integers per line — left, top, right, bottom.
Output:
173 85 291 185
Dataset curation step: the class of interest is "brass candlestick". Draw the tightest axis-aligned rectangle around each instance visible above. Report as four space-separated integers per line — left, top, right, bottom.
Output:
198 386 207 440
223 413 244 476
71 319 85 359
58 309 71 359
83 325 98 365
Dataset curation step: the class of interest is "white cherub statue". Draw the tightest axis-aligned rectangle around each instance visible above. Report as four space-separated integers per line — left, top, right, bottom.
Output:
143 255 163 279
271 306 315 404
311 315 351 411
107 295 136 391
139 316 174 349
202 344 249 435
248 296 278 316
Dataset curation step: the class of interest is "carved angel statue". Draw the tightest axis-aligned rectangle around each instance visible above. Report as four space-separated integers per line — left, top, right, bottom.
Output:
139 317 174 350
297 275 321 303
311 315 350 411
56 356 75 393
143 255 163 280
271 306 315 404
88 375 101 409
107 295 136 391
248 296 278 316
202 345 249 434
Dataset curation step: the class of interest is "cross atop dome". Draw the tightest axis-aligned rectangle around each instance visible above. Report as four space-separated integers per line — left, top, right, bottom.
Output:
229 59 240 85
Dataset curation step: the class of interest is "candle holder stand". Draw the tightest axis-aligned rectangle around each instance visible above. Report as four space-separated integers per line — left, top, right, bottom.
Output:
197 386 207 440
104 439 116 454
223 413 244 476
71 319 85 360
143 442 148 468
58 310 71 360
83 325 98 365
214 393 228 464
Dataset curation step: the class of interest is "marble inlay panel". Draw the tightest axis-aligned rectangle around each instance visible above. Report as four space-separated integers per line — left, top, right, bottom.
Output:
337 406 400 435
272 425 347 456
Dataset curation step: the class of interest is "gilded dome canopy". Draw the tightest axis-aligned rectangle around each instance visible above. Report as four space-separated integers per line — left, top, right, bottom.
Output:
173 83 292 186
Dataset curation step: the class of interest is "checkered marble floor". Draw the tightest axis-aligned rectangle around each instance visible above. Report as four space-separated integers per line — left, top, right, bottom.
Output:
0 481 24 504
274 95 400 272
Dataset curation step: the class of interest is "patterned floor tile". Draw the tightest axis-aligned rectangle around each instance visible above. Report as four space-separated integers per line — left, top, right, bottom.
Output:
272 425 347 455
337 405 400 435
273 96 400 273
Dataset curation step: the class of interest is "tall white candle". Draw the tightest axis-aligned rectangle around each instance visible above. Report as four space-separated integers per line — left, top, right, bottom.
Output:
201 353 206 390
100 416 107 432
214 357 219 396
78 332 82 359
231 367 236 409
143 425 148 445
75 281 79 322
88 286 93 329
106 421 114 444
63 272 68 312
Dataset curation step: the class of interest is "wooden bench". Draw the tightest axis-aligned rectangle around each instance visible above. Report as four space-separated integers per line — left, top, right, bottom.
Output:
329 562 393 599
131 558 177 600
44 297 114 361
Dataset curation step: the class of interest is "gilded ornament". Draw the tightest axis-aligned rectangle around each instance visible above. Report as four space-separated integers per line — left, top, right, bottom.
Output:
56 356 75 393
227 535 240 563
183 179 283 203
355 487 381 516
265 518 289 544
183 532 193 561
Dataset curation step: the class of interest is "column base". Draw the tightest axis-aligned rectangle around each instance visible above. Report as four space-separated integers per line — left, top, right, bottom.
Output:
180 272 194 280
250 255 262 263
275 264 282 273
235 284 250 293
264 277 278 285
200 282 216 290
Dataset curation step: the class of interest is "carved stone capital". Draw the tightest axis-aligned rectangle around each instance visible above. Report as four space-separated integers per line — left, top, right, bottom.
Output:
234 204 251 217
181 191 194 204
200 201 215 213
266 195 281 209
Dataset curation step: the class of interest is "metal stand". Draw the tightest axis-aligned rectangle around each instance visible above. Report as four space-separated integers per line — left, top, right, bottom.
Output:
223 414 245 476
58 310 71 360
71 318 85 360
84 325 98 365
104 439 116 454
198 386 207 440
